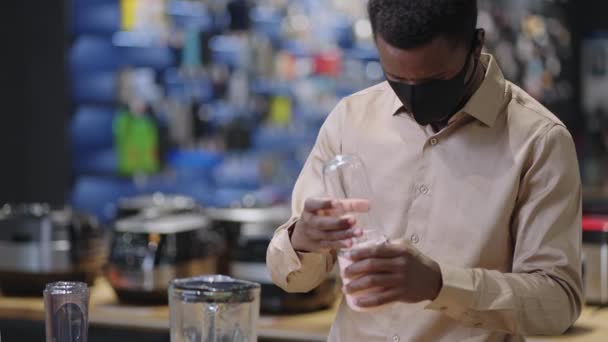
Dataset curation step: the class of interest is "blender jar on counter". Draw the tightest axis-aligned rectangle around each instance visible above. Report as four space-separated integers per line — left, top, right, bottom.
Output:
169 275 260 342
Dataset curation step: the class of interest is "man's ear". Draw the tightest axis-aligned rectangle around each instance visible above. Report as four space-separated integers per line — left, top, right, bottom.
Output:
475 28 486 57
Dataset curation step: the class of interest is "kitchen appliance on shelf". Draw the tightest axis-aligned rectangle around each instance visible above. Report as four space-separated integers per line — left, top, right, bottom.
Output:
205 206 339 314
0 204 107 296
582 33 608 192
582 215 608 305
584 196 608 216
478 0 577 131
115 193 198 219
105 195 224 304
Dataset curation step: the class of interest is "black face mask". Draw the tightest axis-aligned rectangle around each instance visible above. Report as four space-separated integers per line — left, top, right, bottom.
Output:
387 37 480 126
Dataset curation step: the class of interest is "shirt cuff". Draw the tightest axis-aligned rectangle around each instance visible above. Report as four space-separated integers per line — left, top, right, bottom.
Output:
267 218 331 288
426 263 477 315
271 224 303 275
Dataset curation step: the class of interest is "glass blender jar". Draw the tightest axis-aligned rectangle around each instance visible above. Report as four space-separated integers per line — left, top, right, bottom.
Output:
169 275 260 342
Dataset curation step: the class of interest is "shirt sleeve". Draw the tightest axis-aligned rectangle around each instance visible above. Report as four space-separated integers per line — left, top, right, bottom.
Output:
426 124 583 335
266 101 344 293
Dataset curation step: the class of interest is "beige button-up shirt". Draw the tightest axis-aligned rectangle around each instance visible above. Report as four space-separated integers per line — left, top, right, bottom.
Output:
266 54 582 341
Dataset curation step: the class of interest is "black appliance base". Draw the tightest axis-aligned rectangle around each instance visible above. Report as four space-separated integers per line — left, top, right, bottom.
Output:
0 271 97 297
113 288 169 305
259 278 338 315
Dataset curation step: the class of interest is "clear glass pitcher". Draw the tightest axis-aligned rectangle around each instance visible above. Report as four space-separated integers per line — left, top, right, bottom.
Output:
169 275 260 342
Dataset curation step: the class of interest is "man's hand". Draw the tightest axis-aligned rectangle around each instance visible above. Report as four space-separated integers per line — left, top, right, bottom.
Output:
342 242 443 308
290 198 370 253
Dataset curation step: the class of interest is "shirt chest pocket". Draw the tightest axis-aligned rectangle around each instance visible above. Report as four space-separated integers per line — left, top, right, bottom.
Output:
423 176 517 268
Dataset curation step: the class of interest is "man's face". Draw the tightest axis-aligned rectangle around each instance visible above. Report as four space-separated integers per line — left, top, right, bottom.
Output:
377 35 472 86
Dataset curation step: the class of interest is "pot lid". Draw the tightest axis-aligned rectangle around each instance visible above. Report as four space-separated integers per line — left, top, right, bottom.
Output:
119 194 197 212
0 203 51 219
204 206 290 223
115 213 209 234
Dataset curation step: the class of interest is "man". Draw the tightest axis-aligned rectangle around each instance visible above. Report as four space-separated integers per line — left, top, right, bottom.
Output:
266 0 583 341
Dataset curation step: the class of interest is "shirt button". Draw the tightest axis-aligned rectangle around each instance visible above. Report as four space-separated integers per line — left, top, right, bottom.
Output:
430 138 438 146
410 234 420 244
419 185 429 195
392 335 400 342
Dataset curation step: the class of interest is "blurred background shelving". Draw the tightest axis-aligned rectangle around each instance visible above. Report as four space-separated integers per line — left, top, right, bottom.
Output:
57 0 608 224
4 0 608 221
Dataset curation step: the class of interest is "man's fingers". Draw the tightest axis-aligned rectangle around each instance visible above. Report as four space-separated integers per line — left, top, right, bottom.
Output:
343 258 399 278
324 227 363 241
319 239 354 250
343 274 397 294
304 198 334 213
303 198 370 217
347 243 404 261
309 215 355 231
356 289 401 308
309 227 363 242
335 199 370 214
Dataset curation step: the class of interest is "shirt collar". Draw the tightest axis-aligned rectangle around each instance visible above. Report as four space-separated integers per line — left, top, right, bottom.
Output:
389 53 508 127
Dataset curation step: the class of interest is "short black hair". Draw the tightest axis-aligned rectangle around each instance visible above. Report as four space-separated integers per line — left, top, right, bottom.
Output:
368 0 478 50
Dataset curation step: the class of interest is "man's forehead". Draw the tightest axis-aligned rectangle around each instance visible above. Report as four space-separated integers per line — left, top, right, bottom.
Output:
377 36 468 82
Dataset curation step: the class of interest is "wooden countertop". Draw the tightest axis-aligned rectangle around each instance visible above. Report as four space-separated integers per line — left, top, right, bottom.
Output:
0 278 333 342
0 278 607 342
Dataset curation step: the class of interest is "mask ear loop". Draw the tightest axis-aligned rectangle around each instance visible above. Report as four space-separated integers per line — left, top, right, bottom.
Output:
464 29 483 87
450 30 482 115
464 54 480 87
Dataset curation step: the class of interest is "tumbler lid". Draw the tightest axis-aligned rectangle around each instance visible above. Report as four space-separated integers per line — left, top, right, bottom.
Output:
44 282 89 296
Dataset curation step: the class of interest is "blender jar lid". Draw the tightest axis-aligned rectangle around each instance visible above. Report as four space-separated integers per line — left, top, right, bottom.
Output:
170 275 260 303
